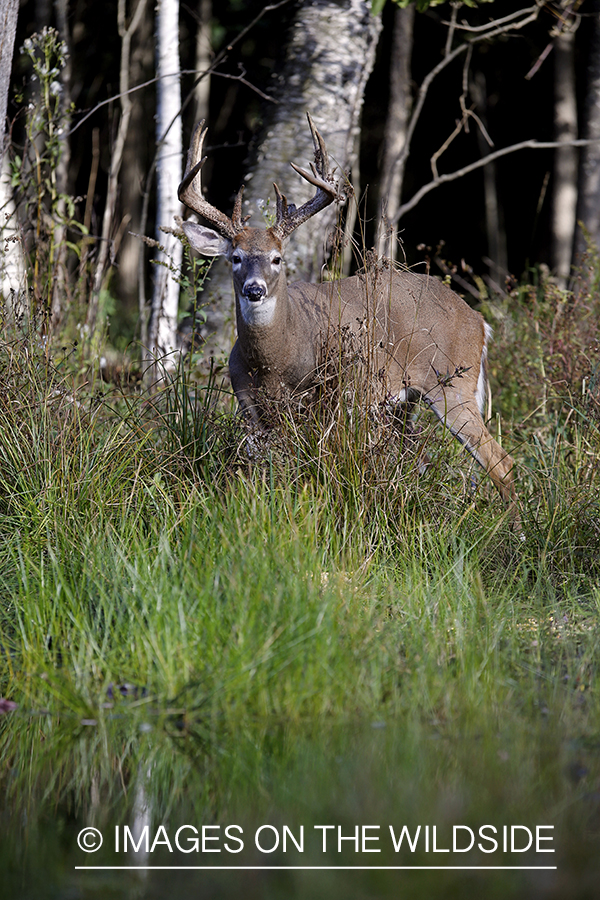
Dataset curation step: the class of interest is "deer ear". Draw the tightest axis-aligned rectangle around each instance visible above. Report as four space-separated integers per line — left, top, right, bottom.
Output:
181 221 231 257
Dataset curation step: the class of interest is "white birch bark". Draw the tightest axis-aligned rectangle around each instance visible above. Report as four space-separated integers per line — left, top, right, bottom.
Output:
1 152 27 309
0 0 19 164
552 28 578 289
0 0 26 311
243 0 381 281
148 0 182 369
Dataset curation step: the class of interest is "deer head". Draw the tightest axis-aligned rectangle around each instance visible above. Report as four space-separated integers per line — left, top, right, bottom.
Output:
178 113 345 327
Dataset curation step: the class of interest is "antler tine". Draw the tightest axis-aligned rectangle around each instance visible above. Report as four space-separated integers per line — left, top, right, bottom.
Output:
296 111 330 180
178 119 208 205
232 185 252 231
273 183 296 221
178 120 241 240
271 112 345 241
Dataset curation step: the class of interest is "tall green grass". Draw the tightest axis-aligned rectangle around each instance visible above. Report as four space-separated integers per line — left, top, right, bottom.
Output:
1 293 600 897
1 322 598 726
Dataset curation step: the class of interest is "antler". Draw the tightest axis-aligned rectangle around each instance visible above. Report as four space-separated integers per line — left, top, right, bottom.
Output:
271 113 345 241
178 120 246 239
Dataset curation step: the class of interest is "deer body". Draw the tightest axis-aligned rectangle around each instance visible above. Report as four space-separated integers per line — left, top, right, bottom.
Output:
178 116 517 513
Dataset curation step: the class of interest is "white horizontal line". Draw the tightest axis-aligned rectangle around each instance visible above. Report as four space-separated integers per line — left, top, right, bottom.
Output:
75 865 558 871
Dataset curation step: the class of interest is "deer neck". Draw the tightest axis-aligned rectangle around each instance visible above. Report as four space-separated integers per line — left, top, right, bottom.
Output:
235 274 294 372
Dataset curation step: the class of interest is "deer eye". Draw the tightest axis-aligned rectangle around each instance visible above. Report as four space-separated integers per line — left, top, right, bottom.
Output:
232 255 242 265
272 256 282 266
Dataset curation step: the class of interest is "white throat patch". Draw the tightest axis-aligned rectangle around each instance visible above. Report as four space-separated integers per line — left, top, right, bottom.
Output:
239 293 277 327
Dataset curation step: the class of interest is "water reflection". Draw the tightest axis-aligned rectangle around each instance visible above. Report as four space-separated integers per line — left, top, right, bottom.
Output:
1 709 599 898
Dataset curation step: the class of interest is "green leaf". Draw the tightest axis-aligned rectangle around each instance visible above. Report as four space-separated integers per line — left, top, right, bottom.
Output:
65 241 82 259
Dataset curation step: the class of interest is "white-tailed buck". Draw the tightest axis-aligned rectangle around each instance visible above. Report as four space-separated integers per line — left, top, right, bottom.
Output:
178 114 517 514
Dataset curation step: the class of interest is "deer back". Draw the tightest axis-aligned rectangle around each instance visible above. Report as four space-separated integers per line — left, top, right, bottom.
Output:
282 267 487 401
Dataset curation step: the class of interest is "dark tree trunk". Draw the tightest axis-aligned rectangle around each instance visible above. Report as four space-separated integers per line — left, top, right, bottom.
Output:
472 70 507 286
573 2 600 267
117 0 154 309
376 4 414 260
49 0 72 328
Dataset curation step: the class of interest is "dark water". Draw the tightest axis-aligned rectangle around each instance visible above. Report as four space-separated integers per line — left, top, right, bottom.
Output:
2 710 599 899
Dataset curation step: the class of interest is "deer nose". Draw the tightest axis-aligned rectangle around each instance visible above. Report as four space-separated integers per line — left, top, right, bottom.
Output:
244 281 266 302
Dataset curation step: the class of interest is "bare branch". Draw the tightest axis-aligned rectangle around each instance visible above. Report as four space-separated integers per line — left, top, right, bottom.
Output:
445 2 459 56
391 4 542 188
68 67 276 138
393 138 600 225
69 0 292 137
211 64 279 104
441 4 540 33
430 43 493 179
68 74 172 137
88 0 150 329
524 0 578 80
430 108 469 180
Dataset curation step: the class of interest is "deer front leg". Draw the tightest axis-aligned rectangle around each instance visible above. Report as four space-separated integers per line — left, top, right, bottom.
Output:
229 339 263 427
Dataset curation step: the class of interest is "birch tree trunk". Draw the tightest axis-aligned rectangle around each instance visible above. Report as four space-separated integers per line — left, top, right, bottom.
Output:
1 153 27 309
376 4 414 260
244 0 381 280
202 0 381 359
0 0 18 164
147 0 183 371
552 28 578 289
574 1 600 266
0 0 23 308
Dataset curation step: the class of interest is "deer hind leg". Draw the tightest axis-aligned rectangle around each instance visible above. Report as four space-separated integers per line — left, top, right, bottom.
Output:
427 392 518 514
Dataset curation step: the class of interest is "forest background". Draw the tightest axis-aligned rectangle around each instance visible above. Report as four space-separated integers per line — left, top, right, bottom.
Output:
2 0 600 373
